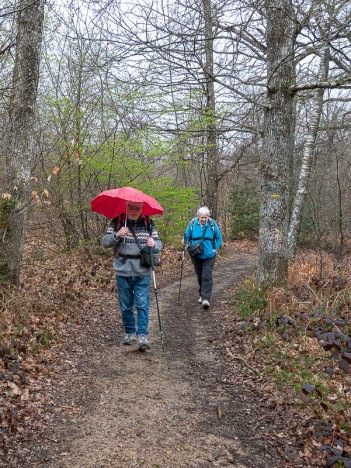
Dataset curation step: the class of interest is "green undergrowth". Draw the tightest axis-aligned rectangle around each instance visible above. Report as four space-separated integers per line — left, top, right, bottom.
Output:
230 276 351 467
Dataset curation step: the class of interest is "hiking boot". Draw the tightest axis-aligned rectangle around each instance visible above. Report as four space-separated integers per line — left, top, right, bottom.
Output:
122 333 137 345
198 296 202 303
202 300 210 309
137 334 150 351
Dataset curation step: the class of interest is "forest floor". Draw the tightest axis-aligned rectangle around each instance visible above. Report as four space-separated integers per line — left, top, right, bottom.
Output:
3 241 347 467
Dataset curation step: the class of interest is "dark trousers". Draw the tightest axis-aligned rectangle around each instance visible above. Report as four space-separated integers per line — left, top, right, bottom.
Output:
191 256 216 301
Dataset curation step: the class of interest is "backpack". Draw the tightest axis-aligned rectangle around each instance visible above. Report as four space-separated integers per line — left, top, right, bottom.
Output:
188 217 216 249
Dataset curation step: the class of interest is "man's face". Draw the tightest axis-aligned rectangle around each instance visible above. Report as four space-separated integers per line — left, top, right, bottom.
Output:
199 215 209 225
126 202 143 220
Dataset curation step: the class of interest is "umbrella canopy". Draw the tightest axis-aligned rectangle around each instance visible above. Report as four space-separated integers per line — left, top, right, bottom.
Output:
91 186 164 219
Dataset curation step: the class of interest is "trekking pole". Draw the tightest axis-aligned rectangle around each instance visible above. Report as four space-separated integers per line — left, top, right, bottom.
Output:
177 244 186 306
149 248 164 352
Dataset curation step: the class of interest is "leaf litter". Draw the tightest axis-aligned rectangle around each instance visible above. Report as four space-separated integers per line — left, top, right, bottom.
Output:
1 240 345 466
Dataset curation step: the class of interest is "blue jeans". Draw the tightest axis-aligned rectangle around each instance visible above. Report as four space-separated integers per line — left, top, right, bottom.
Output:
116 275 151 336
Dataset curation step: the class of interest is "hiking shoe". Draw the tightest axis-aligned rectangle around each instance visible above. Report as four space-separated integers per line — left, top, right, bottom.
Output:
137 334 150 351
202 300 210 309
122 333 137 345
198 296 202 303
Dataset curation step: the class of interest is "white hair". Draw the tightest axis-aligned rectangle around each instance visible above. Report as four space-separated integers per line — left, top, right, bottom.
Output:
197 206 210 217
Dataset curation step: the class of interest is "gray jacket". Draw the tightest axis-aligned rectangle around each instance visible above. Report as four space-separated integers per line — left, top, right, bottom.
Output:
102 216 162 277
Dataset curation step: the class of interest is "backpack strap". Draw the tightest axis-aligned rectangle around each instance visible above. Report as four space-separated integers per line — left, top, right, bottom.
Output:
144 216 153 236
188 217 197 242
111 213 126 231
209 218 216 248
189 217 216 248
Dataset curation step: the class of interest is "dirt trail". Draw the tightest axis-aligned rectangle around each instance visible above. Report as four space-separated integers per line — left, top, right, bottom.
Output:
18 247 303 467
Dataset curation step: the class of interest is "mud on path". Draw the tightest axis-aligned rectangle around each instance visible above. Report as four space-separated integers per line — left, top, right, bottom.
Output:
16 247 303 467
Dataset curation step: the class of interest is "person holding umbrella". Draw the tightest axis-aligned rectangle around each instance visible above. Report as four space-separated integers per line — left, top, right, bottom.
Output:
95 187 163 351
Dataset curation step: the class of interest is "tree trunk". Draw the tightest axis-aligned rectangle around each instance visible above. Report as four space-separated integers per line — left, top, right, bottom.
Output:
202 0 219 219
287 10 330 257
0 0 45 285
256 0 295 289
335 157 345 258
74 57 90 242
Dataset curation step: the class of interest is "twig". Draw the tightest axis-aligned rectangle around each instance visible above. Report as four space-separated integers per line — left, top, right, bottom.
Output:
225 347 262 379
253 416 273 430
304 283 324 305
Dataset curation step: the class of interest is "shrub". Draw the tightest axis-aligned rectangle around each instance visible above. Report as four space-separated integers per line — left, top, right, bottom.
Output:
229 184 259 240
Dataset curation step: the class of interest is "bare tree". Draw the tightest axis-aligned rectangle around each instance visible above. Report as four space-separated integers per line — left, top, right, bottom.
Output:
288 4 330 257
87 0 253 219
1 0 348 281
256 0 295 289
202 0 220 217
0 0 44 284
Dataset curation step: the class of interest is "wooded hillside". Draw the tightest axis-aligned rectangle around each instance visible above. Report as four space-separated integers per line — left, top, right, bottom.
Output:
0 1 351 466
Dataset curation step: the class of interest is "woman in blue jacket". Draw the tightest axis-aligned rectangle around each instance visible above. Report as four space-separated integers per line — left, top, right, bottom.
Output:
182 207 222 309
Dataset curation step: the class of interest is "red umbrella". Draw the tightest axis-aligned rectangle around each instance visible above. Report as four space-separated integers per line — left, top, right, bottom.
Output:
91 186 164 219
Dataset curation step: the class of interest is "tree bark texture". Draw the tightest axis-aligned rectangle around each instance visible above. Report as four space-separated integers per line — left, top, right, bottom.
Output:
256 0 295 289
0 0 44 284
202 0 219 219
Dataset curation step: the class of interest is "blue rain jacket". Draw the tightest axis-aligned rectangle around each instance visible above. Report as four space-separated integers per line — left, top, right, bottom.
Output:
184 217 222 259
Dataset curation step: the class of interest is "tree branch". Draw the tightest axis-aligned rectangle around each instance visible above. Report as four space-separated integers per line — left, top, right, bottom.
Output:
290 75 351 92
